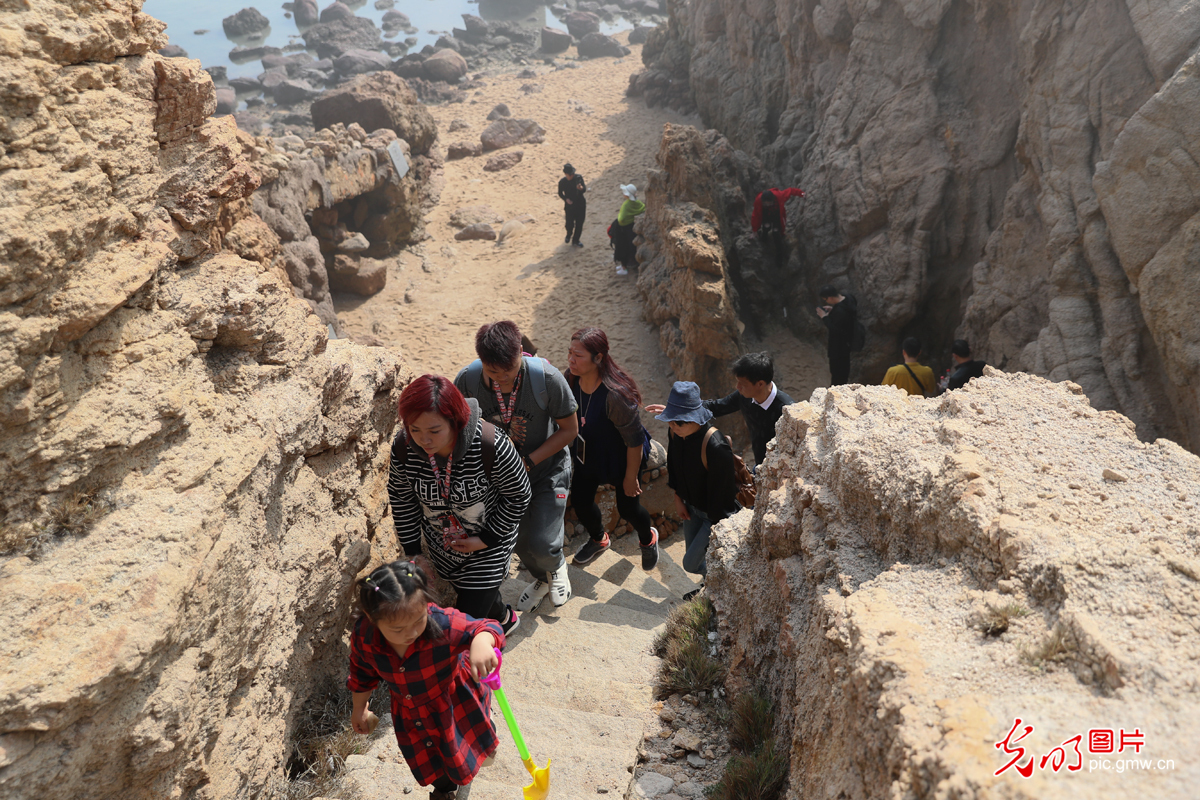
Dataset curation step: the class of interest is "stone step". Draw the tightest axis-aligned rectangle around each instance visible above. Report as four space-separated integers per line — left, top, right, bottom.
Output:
563 525 703 600
471 706 638 796
501 570 670 630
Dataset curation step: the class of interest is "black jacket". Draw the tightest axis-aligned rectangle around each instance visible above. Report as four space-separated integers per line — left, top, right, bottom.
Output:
703 387 794 466
947 359 986 391
822 293 858 356
558 174 586 204
666 425 740 524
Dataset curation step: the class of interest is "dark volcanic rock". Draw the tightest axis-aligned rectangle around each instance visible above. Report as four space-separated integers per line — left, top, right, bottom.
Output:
628 25 655 45
262 52 314 75
540 26 572 53
333 48 392 76
294 0 319 26
214 87 237 115
423 49 468 83
230 44 282 62
486 103 511 121
382 9 410 30
274 78 320 105
302 16 382 59
319 1 354 23
447 141 483 160
577 32 626 59
159 44 188 58
311 72 436 154
563 11 600 38
229 76 262 92
223 7 270 38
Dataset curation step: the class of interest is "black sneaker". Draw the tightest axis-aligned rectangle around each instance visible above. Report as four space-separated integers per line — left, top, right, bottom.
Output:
501 606 520 636
683 586 704 601
640 527 660 571
565 234 571 243
572 241 584 247
572 533 610 565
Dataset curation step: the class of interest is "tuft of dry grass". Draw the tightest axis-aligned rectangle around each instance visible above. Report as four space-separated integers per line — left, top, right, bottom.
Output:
264 676 389 800
729 689 775 754
708 740 789 800
979 601 1030 637
47 488 112 536
1020 622 1071 667
654 595 724 697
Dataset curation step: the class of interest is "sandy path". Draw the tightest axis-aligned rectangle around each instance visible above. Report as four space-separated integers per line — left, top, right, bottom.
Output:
336 38 828 439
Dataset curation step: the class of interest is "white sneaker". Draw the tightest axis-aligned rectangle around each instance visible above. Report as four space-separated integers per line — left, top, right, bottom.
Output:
615 266 629 276
516 579 550 612
548 567 572 606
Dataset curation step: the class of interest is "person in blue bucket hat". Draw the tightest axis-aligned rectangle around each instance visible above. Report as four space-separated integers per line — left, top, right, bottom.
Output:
655 381 741 600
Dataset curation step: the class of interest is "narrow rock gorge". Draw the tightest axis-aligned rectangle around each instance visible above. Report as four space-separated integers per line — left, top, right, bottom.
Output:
634 0 1200 452
711 372 1200 797
0 3 413 797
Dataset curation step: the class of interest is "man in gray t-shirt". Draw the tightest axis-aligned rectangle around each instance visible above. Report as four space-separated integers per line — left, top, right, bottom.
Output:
455 322 579 613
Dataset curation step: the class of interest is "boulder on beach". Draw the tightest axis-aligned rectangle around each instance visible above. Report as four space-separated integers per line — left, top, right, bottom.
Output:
540 27 573 54
422 49 468 83
159 44 188 58
214 87 237 115
329 254 387 295
629 25 655 45
293 0 319 26
310 72 436 155
302 16 382 60
274 78 321 105
447 141 483 160
382 9 411 31
480 117 545 151
577 32 627 59
449 205 504 228
222 7 270 38
484 150 523 172
486 103 511 121
319 1 354 23
563 11 600 38
455 223 498 241
229 76 262 92
333 49 392 76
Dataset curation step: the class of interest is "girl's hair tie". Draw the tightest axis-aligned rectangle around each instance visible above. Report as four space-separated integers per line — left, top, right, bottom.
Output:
365 577 380 593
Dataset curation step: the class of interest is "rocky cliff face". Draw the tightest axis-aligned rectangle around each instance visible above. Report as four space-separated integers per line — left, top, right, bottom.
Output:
0 3 407 798
635 0 1200 451
710 373 1200 797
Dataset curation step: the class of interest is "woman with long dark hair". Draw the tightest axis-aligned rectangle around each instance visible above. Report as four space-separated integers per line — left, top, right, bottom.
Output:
388 374 532 634
565 327 658 570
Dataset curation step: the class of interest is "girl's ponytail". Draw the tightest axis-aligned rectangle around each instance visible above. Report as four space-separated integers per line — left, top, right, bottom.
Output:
356 560 444 641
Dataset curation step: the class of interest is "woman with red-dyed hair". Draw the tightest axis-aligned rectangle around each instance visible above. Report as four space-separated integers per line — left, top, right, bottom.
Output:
388 374 531 634
565 328 659 571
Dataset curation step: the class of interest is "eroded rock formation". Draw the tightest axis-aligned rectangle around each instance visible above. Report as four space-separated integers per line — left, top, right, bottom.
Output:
710 373 1200 797
635 0 1200 451
0 3 407 797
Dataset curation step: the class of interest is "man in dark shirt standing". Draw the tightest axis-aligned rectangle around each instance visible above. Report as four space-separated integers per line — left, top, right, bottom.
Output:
945 339 987 391
558 163 586 247
645 351 793 471
816 284 858 386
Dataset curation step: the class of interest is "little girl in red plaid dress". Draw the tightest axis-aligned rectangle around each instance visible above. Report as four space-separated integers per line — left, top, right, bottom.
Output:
348 560 503 800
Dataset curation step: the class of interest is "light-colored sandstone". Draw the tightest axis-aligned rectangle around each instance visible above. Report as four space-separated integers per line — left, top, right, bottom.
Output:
709 371 1200 798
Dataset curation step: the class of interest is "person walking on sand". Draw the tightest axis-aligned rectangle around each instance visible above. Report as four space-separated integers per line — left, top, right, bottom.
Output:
348 559 503 800
655 382 741 599
454 321 579 613
882 337 936 397
565 327 659 571
815 285 859 386
558 163 586 247
388 375 531 636
609 183 645 276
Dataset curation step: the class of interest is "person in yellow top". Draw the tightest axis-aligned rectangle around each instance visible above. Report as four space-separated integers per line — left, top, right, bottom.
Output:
882 337 936 397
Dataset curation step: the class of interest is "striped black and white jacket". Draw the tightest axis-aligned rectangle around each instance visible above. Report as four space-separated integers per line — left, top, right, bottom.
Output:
388 398 532 590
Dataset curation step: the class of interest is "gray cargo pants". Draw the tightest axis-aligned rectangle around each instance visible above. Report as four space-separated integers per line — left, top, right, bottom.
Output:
515 463 570 581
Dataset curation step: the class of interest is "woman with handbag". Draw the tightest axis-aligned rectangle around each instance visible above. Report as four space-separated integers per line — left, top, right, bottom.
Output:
655 381 742 598
565 327 659 571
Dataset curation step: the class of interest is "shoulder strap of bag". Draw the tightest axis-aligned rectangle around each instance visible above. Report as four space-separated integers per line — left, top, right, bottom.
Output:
523 355 548 411
461 359 483 390
902 363 929 397
481 420 496 480
700 426 717 470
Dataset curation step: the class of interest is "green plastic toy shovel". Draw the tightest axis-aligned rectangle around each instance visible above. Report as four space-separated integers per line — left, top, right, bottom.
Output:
481 647 550 799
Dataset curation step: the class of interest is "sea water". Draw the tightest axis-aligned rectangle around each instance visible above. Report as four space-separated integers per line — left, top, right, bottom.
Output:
143 0 634 80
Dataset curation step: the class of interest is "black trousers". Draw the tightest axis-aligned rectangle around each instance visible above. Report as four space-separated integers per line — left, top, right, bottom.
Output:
829 349 851 386
454 585 506 624
564 201 586 243
759 223 787 269
570 470 654 546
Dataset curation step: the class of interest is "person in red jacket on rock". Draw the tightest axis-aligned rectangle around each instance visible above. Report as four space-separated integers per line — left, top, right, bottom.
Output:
751 186 805 268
